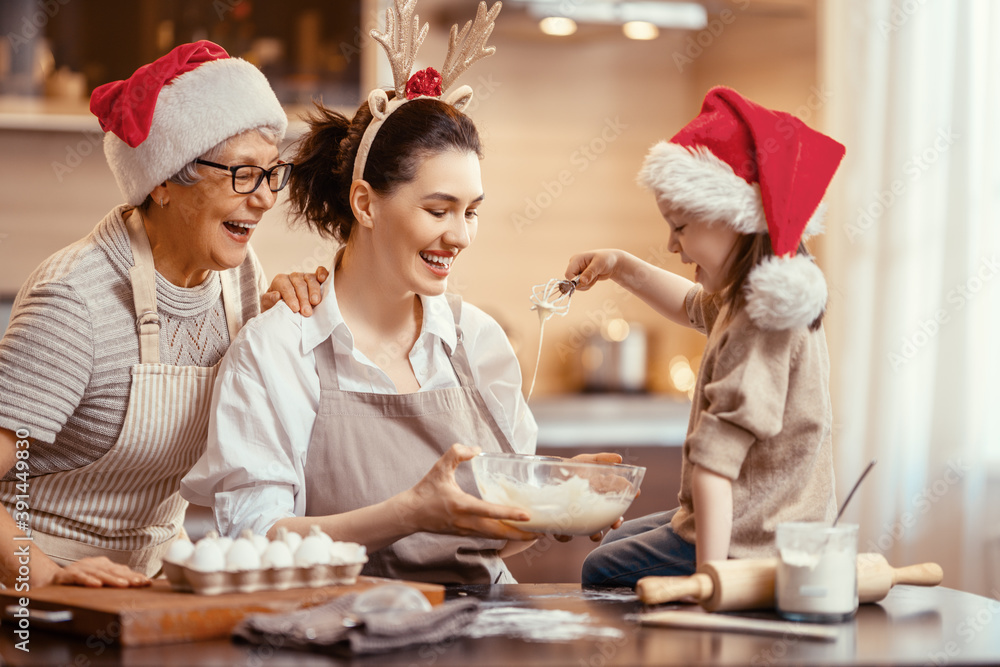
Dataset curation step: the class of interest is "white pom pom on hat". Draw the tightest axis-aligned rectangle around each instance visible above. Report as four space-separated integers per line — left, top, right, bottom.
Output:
745 255 829 331
638 86 845 330
90 40 288 206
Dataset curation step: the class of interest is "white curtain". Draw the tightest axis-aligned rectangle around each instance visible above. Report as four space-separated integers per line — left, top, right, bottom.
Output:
821 0 1000 596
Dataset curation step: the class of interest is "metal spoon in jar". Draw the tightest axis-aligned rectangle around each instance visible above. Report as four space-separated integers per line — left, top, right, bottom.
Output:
832 458 877 527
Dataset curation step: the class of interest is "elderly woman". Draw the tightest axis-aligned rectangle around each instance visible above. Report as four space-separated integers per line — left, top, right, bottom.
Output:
0 41 321 589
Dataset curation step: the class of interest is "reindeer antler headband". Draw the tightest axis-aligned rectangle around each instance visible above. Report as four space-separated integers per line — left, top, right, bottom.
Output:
352 0 502 182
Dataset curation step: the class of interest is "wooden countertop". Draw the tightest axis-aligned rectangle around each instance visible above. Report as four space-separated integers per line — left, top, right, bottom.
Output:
2 583 998 665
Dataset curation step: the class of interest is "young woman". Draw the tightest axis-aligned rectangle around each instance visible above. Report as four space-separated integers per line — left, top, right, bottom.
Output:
180 93 552 584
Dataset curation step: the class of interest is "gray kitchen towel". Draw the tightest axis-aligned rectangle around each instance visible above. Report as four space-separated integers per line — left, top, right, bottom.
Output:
233 593 481 655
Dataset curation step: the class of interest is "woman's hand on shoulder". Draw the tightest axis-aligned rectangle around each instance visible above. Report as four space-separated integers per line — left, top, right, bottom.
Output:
564 250 628 291
400 444 537 542
261 266 329 316
46 557 151 588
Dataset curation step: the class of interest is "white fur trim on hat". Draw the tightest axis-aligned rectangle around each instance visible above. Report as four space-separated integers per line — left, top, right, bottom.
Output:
745 254 827 330
104 58 288 206
638 141 828 242
638 142 765 232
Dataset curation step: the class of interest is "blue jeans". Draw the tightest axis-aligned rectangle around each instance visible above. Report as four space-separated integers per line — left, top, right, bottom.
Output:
581 508 697 588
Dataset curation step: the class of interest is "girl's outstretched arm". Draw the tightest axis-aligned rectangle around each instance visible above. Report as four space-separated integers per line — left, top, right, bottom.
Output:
565 249 695 328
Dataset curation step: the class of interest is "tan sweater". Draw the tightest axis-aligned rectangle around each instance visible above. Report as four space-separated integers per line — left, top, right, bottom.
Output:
670 285 837 558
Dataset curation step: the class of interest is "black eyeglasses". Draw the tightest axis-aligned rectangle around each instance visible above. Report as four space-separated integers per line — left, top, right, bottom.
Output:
195 159 294 195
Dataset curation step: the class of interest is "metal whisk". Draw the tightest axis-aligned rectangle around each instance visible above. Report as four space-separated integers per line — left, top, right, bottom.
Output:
530 277 579 317
525 277 580 402
557 276 580 296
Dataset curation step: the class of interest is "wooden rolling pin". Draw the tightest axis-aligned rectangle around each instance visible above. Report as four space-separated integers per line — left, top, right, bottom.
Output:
636 552 943 611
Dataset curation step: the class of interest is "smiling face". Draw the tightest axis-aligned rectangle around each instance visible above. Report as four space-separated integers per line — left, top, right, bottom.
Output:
366 149 483 296
660 200 743 294
152 130 281 286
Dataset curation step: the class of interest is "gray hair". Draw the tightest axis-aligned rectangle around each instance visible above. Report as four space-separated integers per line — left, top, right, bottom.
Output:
139 126 282 208
170 126 282 185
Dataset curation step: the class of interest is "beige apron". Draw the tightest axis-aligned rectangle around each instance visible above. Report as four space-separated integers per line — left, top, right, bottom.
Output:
0 210 241 576
304 293 517 585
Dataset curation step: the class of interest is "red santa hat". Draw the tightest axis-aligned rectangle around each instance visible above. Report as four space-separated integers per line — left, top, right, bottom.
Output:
90 40 287 206
638 86 845 330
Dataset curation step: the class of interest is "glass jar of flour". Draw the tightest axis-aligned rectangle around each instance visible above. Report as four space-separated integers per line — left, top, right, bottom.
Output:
776 522 859 623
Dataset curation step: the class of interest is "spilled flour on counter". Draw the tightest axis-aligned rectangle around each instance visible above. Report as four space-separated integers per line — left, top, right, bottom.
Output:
465 606 625 642
529 589 639 603
526 279 576 402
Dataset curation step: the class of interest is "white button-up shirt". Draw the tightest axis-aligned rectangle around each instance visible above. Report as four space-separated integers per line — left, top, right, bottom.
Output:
181 273 538 536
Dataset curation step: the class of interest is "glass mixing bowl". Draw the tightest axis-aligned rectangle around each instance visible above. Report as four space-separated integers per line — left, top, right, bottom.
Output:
471 453 646 536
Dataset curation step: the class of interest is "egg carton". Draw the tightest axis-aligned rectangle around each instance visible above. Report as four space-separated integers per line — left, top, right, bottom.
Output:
162 556 368 595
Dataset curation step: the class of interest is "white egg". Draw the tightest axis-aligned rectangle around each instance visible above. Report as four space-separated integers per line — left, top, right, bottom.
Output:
239 529 270 556
310 524 334 546
261 540 295 569
215 535 234 556
329 541 366 565
294 534 331 567
251 534 270 556
186 539 226 572
165 537 195 564
279 527 303 554
226 537 262 572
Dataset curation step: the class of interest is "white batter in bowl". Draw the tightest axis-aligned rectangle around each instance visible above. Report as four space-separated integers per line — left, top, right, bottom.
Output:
471 453 645 535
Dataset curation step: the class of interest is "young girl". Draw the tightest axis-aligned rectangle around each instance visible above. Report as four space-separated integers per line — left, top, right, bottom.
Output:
569 86 846 587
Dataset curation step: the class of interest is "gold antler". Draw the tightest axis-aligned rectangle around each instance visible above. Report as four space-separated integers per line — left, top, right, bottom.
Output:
440 1 502 93
371 0 429 97
353 0 504 181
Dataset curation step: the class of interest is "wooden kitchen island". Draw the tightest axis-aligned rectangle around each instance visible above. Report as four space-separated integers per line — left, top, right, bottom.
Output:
2 583 999 666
